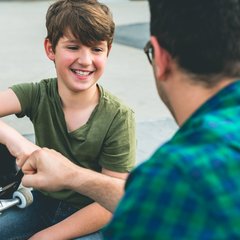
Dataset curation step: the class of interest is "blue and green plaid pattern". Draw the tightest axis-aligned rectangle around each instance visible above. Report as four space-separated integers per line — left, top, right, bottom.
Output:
102 80 240 239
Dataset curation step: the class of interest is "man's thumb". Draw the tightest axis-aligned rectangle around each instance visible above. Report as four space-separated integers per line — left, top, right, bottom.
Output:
22 175 39 189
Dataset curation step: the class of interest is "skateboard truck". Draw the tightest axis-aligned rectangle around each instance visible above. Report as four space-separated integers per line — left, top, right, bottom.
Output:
0 144 33 214
0 186 33 213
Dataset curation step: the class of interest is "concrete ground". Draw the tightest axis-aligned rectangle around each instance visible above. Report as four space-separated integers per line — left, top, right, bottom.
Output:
0 0 178 164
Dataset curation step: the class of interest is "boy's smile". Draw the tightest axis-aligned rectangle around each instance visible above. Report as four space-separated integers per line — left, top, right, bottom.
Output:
71 69 94 77
70 67 95 82
45 35 109 93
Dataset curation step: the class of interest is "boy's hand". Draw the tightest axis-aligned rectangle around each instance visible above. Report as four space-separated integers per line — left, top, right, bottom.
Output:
6 136 40 168
22 148 76 192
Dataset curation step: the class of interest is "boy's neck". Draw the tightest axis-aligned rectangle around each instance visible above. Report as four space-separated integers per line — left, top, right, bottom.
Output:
58 84 100 110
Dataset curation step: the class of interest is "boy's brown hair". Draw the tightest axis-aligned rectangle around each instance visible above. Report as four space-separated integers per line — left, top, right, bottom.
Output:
46 0 115 51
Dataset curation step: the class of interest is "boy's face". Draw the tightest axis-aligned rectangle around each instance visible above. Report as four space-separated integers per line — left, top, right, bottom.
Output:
45 34 109 93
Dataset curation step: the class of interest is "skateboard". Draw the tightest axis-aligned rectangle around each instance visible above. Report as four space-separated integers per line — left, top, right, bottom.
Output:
0 144 33 214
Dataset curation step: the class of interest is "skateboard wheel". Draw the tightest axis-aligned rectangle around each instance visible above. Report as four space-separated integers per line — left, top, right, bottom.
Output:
13 188 33 208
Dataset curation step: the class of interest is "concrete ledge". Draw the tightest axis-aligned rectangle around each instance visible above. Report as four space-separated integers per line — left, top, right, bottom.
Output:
115 23 149 49
136 119 178 165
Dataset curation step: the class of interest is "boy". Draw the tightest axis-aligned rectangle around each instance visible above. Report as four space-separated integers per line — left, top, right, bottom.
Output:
0 0 136 239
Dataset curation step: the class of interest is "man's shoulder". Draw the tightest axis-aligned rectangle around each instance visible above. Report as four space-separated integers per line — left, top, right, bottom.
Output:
133 113 240 183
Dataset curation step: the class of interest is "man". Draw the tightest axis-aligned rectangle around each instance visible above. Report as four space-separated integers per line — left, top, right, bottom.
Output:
22 0 240 238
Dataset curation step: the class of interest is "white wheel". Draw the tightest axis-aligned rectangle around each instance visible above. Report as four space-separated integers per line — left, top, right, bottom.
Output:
13 188 33 208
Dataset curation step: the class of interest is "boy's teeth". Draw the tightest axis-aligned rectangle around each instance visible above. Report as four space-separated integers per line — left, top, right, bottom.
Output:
74 70 90 76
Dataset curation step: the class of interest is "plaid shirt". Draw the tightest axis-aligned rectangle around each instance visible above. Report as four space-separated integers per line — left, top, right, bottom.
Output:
102 80 240 239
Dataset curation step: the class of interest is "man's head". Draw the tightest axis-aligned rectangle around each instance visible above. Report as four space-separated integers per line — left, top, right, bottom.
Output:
148 0 240 87
46 0 115 52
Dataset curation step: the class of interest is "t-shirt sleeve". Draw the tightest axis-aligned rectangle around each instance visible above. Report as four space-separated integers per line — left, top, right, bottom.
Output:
10 82 39 120
99 108 136 173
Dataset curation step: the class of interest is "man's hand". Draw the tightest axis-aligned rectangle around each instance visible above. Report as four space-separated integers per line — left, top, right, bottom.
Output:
22 148 76 192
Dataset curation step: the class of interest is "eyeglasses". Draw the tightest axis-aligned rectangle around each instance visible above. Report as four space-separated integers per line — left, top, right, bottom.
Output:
144 40 154 65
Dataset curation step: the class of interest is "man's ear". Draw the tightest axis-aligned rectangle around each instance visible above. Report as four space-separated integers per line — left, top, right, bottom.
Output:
44 38 55 61
151 36 170 80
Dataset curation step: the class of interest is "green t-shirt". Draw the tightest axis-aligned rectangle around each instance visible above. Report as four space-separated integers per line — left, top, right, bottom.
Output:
11 78 136 209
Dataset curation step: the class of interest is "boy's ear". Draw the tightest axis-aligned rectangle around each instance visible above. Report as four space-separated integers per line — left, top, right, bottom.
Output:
107 44 112 57
151 36 170 81
44 38 55 61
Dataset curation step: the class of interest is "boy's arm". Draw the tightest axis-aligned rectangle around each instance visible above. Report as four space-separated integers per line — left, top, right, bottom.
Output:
29 202 112 240
0 89 21 116
0 89 39 166
29 169 127 240
0 120 39 166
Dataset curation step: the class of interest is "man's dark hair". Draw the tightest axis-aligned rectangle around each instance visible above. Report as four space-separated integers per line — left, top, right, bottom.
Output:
149 0 240 85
